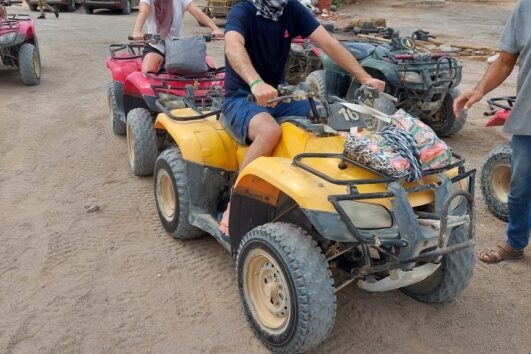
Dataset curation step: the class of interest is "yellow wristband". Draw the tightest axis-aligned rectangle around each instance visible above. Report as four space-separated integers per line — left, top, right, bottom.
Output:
250 79 263 90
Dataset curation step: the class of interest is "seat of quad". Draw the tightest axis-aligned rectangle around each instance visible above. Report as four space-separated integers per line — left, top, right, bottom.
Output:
219 114 321 146
343 42 376 60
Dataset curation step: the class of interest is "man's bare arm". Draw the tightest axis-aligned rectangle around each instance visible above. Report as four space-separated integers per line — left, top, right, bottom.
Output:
453 51 518 116
309 26 384 91
225 31 260 85
225 31 278 106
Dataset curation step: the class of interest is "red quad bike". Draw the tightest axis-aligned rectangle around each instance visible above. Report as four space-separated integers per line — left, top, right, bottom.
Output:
480 96 515 221
0 2 41 85
106 34 224 176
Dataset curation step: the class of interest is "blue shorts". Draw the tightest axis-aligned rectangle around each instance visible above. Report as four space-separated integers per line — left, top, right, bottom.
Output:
222 89 311 143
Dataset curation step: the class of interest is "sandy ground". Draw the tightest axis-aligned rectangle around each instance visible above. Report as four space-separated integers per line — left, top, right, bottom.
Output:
0 1 530 353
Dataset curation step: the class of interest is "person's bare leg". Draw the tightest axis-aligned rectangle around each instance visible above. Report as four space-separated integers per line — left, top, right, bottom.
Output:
220 113 282 236
142 52 163 73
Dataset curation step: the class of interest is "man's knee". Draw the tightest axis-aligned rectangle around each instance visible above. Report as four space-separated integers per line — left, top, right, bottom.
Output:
249 114 281 144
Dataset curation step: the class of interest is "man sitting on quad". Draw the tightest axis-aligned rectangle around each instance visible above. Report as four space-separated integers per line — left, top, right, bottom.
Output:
219 0 385 235
132 0 224 73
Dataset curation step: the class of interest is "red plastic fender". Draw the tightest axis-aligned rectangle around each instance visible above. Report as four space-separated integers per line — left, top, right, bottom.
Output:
106 55 142 85
486 110 510 127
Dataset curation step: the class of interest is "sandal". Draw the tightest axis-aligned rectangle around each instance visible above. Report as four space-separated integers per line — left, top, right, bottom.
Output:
478 242 524 264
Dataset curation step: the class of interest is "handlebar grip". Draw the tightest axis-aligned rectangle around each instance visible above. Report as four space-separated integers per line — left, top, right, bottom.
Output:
127 36 134 40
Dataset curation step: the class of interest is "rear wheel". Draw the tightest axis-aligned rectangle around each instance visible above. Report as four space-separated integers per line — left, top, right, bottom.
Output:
154 147 204 240
107 83 126 135
481 142 511 221
126 108 158 176
401 226 475 303
84 6 93 13
422 88 467 137
122 0 131 14
236 223 336 353
18 43 41 86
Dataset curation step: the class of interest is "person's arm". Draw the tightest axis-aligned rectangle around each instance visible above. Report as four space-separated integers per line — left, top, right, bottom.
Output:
186 2 224 38
309 26 385 92
225 31 278 107
133 2 150 40
453 51 518 117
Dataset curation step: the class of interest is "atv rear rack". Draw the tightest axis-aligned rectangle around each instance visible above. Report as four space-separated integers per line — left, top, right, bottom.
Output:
293 151 476 278
145 68 225 83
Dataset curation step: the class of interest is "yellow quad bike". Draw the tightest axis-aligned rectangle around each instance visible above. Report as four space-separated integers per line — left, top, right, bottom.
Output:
152 84 476 353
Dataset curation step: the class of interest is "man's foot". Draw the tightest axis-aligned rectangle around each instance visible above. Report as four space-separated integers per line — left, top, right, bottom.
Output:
37 14 45 19
478 242 525 264
54 6 59 18
219 205 230 237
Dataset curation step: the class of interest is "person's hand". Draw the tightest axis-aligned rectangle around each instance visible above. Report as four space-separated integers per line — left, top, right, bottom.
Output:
363 77 386 92
251 81 278 107
212 28 224 40
453 90 484 118
132 29 144 41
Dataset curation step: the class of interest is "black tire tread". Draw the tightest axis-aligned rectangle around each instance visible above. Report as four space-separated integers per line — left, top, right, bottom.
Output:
18 43 40 86
236 222 336 353
401 226 475 303
127 108 158 176
305 70 327 97
155 147 204 240
480 142 511 221
108 83 126 135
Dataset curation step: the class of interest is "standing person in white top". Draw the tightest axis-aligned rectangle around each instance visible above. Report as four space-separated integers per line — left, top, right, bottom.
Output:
132 0 224 73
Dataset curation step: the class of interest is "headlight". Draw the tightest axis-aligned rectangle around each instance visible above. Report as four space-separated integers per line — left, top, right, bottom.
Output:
0 32 16 45
338 201 393 229
399 72 423 84
158 93 187 110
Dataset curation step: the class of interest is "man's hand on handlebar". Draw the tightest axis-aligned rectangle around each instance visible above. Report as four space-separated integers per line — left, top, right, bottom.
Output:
362 77 386 93
251 81 278 107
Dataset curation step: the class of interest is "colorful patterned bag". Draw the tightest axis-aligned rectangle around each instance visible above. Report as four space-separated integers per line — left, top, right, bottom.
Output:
390 109 452 170
343 109 451 180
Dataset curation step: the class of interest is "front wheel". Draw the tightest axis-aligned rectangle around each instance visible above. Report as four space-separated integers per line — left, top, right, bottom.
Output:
122 0 131 14
18 43 41 86
401 226 475 303
422 88 467 137
481 142 511 221
236 223 336 353
126 108 158 176
305 70 327 98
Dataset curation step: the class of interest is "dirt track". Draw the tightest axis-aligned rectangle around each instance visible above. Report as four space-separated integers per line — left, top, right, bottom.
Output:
0 1 530 353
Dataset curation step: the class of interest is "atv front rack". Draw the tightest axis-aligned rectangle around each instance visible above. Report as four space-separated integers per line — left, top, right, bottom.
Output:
397 55 462 87
153 81 222 121
108 43 144 59
293 151 476 279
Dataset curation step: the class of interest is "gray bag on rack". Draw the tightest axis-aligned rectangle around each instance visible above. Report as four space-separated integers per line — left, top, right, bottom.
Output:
164 35 208 75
